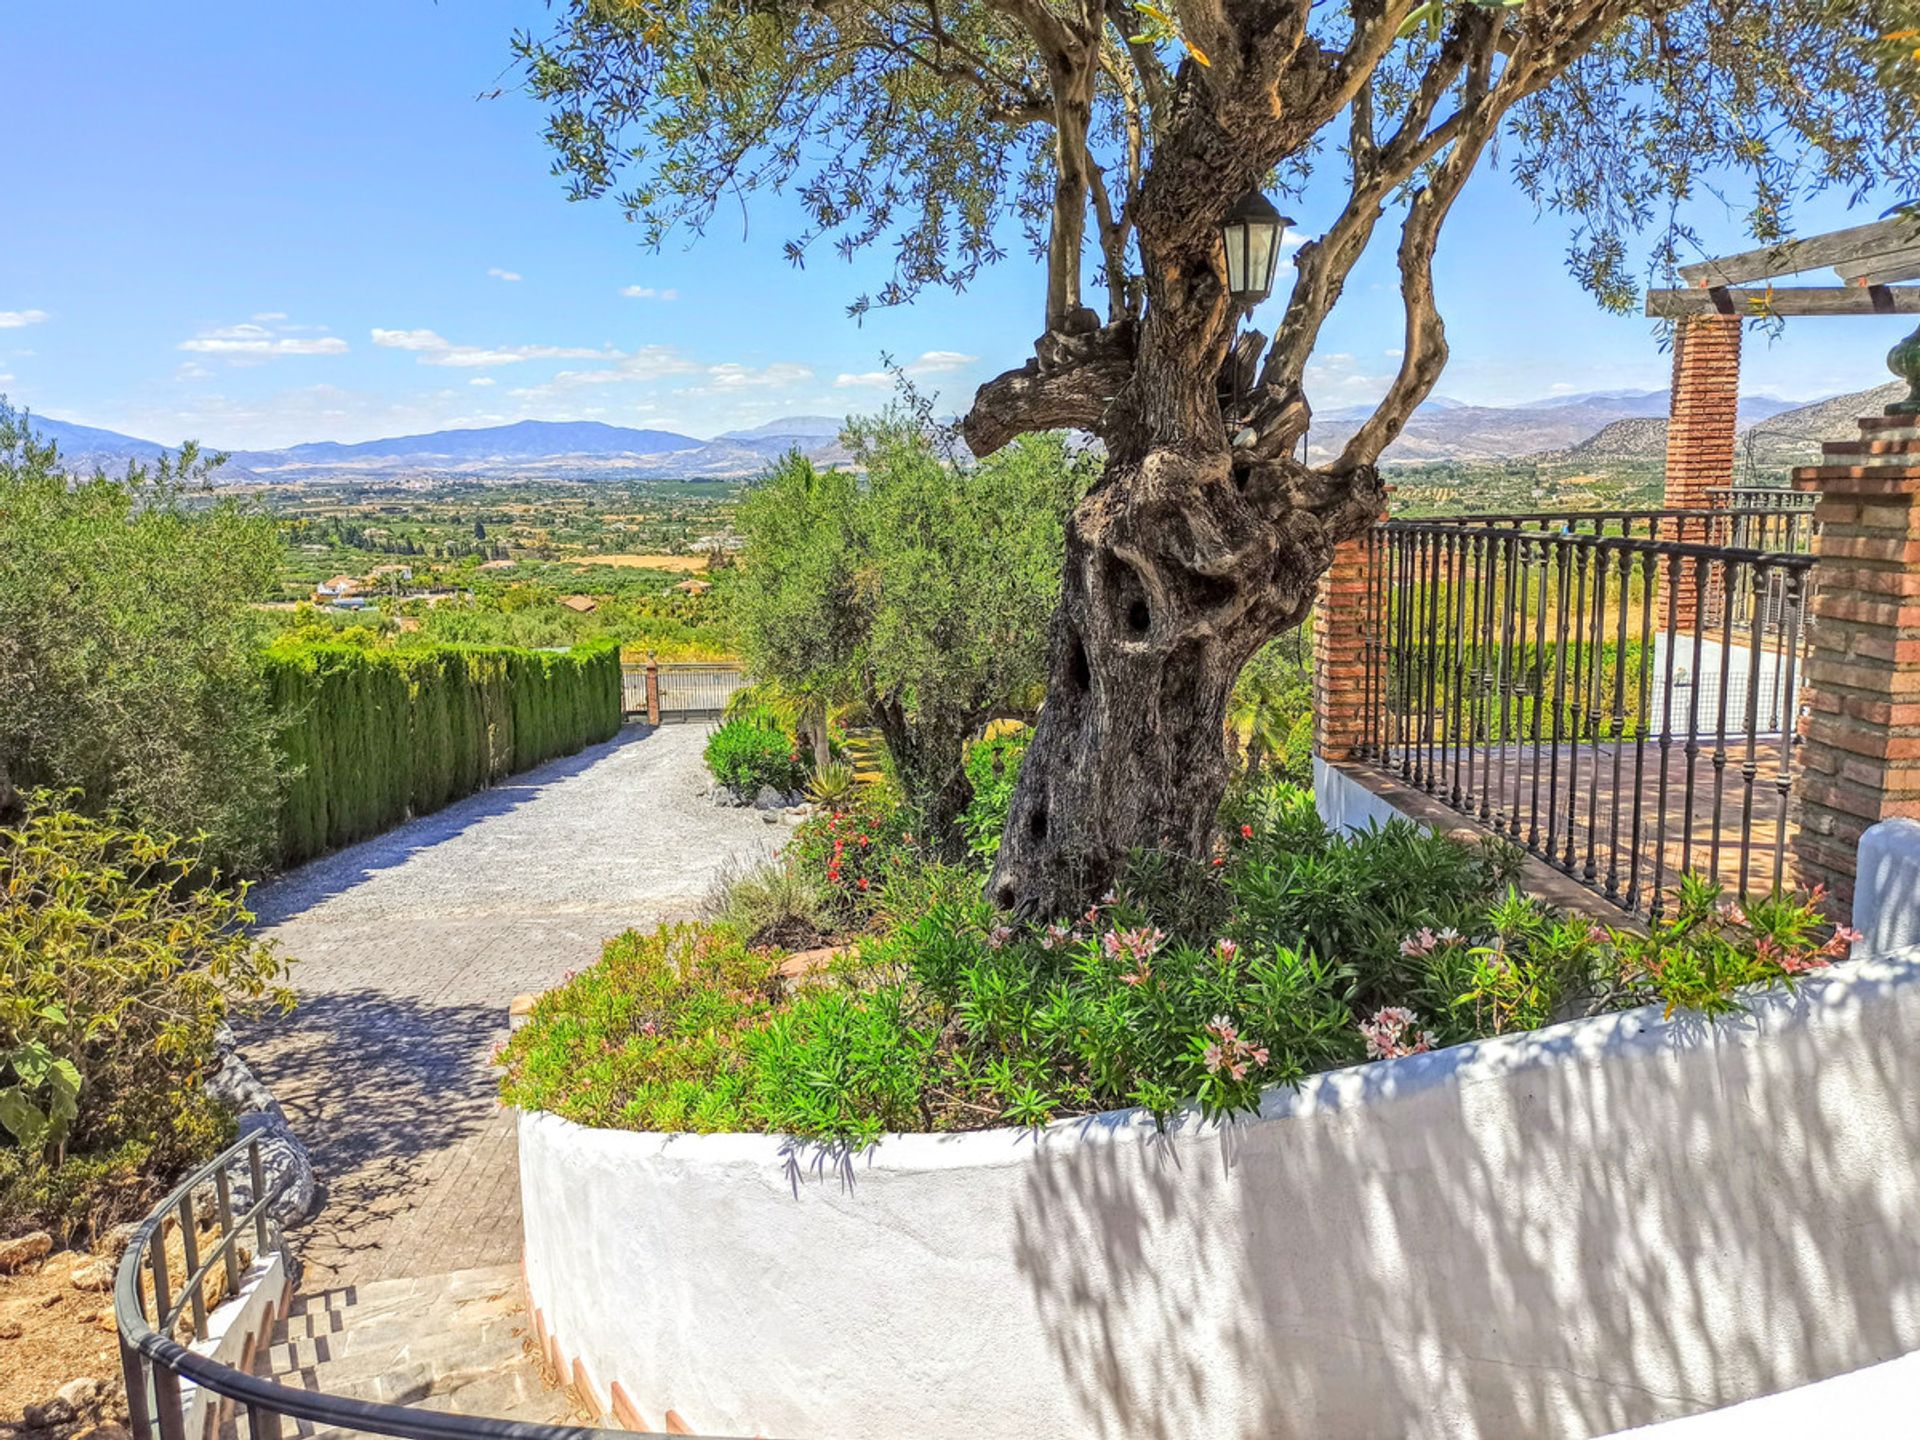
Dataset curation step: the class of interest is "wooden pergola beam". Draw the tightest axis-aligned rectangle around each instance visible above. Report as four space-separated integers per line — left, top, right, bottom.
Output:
1840 253 1920 288
1646 285 1920 318
1677 215 1920 288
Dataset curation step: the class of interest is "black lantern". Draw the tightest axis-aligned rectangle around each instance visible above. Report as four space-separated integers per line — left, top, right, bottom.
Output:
1221 191 1292 307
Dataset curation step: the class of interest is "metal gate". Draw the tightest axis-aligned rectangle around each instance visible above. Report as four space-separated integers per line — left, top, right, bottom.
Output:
623 660 746 722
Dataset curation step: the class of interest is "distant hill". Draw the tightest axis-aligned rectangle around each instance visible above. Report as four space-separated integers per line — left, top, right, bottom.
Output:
1308 389 1804 464
235 420 706 477
717 415 844 440
1562 382 1906 469
13 414 206 475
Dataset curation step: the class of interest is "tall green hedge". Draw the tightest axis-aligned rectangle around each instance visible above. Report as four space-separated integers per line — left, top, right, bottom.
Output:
264 640 621 866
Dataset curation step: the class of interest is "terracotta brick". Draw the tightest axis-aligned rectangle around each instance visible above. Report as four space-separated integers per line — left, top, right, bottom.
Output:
609 1382 650 1433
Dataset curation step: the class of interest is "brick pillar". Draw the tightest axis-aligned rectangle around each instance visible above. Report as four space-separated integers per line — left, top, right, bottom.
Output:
1661 314 1743 629
644 651 661 726
1313 509 1385 762
1790 412 1920 910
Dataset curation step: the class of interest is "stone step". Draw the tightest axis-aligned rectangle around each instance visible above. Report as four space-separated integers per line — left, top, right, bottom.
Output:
263 1309 526 1376
280 1361 572 1440
282 1264 520 1321
272 1280 523 1346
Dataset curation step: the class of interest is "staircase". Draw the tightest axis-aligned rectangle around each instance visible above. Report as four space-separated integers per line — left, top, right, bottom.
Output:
253 1264 580 1433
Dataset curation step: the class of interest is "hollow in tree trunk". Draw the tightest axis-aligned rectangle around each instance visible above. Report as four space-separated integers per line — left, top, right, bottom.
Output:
986 440 1381 918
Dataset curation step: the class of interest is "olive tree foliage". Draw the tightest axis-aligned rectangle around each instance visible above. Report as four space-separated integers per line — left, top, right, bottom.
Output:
519 0 1920 914
734 423 1090 844
0 403 285 874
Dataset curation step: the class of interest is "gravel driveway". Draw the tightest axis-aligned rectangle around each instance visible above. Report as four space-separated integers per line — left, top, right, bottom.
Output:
245 723 783 1286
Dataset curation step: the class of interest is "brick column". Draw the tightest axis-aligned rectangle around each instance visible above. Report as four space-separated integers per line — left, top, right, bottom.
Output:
1313 511 1385 762
1790 412 1920 910
644 652 661 726
1662 313 1743 629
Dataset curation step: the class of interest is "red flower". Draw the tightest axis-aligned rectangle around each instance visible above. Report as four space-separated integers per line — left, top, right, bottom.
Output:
858 877 870 890
1212 856 1225 867
1240 823 1253 840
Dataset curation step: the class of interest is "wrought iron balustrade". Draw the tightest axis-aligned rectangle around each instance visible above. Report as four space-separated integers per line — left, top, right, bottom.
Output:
1357 512 1818 918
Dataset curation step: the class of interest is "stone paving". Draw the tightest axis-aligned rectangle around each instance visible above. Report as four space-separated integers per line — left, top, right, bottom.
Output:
245 723 783 1287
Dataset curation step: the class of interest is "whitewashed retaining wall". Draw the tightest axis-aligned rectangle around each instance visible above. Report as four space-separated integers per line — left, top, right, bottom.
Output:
520 956 1920 1440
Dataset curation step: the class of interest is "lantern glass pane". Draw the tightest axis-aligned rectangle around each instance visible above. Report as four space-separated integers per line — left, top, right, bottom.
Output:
1223 223 1248 296
1246 223 1278 299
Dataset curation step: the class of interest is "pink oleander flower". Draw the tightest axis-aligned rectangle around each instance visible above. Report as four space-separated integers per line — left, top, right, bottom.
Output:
1101 926 1166 965
1717 901 1749 927
1834 924 1864 948
986 924 1014 951
1215 938 1239 965
1436 927 1463 945
1360 1006 1436 1061
1587 924 1610 945
639 1021 659 1037
1120 965 1152 987
1201 1014 1267 1081
1398 928 1439 959
1040 921 1072 951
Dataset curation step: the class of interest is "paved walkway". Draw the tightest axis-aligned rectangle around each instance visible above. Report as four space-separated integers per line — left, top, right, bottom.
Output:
245 724 783 1288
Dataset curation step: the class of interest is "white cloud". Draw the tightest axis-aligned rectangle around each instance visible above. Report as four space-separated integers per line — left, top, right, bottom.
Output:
699 361 814 391
469 377 496 387
488 268 523 282
0 309 50 329
507 347 703 400
620 285 679 301
175 361 213 381
179 319 348 358
834 349 977 388
370 326 618 369
252 311 289 322
0 374 13 386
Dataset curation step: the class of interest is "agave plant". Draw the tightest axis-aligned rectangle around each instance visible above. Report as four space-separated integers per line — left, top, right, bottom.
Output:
806 760 859 808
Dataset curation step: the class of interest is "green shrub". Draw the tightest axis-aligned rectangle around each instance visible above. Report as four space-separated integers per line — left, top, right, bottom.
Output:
704 716 809 798
266 638 620 866
0 404 286 874
959 728 1030 859
786 788 926 929
0 797 292 1241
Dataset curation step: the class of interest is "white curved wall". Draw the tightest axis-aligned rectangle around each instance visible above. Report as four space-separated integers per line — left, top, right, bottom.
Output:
519 955 1920 1440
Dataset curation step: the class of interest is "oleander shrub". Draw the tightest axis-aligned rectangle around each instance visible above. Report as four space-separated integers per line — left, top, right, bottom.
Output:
267 638 620 866
0 797 293 1241
504 779 1856 1145
703 715 809 799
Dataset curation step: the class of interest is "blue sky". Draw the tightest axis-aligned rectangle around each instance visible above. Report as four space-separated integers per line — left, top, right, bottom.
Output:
1 1 1911 450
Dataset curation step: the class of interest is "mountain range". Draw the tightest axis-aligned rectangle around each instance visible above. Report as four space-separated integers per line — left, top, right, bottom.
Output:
17 385 1894 482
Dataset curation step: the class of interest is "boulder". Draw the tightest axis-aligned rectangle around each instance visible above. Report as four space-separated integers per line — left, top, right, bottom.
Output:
752 785 788 810
23 1398 77 1430
68 1258 114 1292
0 1229 52 1273
56 1380 101 1410
205 1025 316 1225
0 1318 22 1339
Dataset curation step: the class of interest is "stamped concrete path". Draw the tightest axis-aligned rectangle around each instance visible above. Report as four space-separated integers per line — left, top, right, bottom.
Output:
246 724 782 1288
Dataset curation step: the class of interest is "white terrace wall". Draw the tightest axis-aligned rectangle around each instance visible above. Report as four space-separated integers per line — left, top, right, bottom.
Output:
519 954 1920 1440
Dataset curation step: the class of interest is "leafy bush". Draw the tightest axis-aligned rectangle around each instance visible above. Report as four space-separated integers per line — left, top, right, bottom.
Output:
960 728 1030 859
0 404 286 873
704 715 809 798
267 638 621 866
0 797 292 1241
786 788 926 929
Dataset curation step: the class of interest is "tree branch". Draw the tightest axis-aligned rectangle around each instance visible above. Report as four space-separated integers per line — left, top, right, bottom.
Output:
962 320 1138 455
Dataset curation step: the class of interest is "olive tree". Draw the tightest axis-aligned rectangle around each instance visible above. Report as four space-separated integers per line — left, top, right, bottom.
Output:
517 0 1920 914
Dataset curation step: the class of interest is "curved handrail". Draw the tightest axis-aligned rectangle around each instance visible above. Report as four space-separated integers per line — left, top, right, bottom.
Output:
113 1134 733 1440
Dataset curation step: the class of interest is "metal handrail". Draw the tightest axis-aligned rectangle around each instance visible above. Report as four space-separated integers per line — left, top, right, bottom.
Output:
114 1134 715 1440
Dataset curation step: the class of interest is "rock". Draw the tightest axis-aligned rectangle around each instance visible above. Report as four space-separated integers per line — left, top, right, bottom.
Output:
24 1398 77 1429
760 811 779 825
0 1318 22 1339
776 946 846 982
0 1230 52 1273
96 1223 143 1266
709 786 749 808
57 1379 100 1410
75 1426 132 1440
69 1258 115 1291
225 1112 317 1226
752 784 787 810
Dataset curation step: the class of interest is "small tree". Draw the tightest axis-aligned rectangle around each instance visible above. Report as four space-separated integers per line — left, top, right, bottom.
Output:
734 424 1089 844
0 402 285 873
520 0 1919 912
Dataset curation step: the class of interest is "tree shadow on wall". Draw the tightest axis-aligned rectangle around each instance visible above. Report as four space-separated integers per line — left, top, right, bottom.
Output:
1013 970 1920 1440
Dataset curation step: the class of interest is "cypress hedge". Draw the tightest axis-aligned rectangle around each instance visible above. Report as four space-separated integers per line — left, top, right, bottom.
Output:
263 640 622 867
